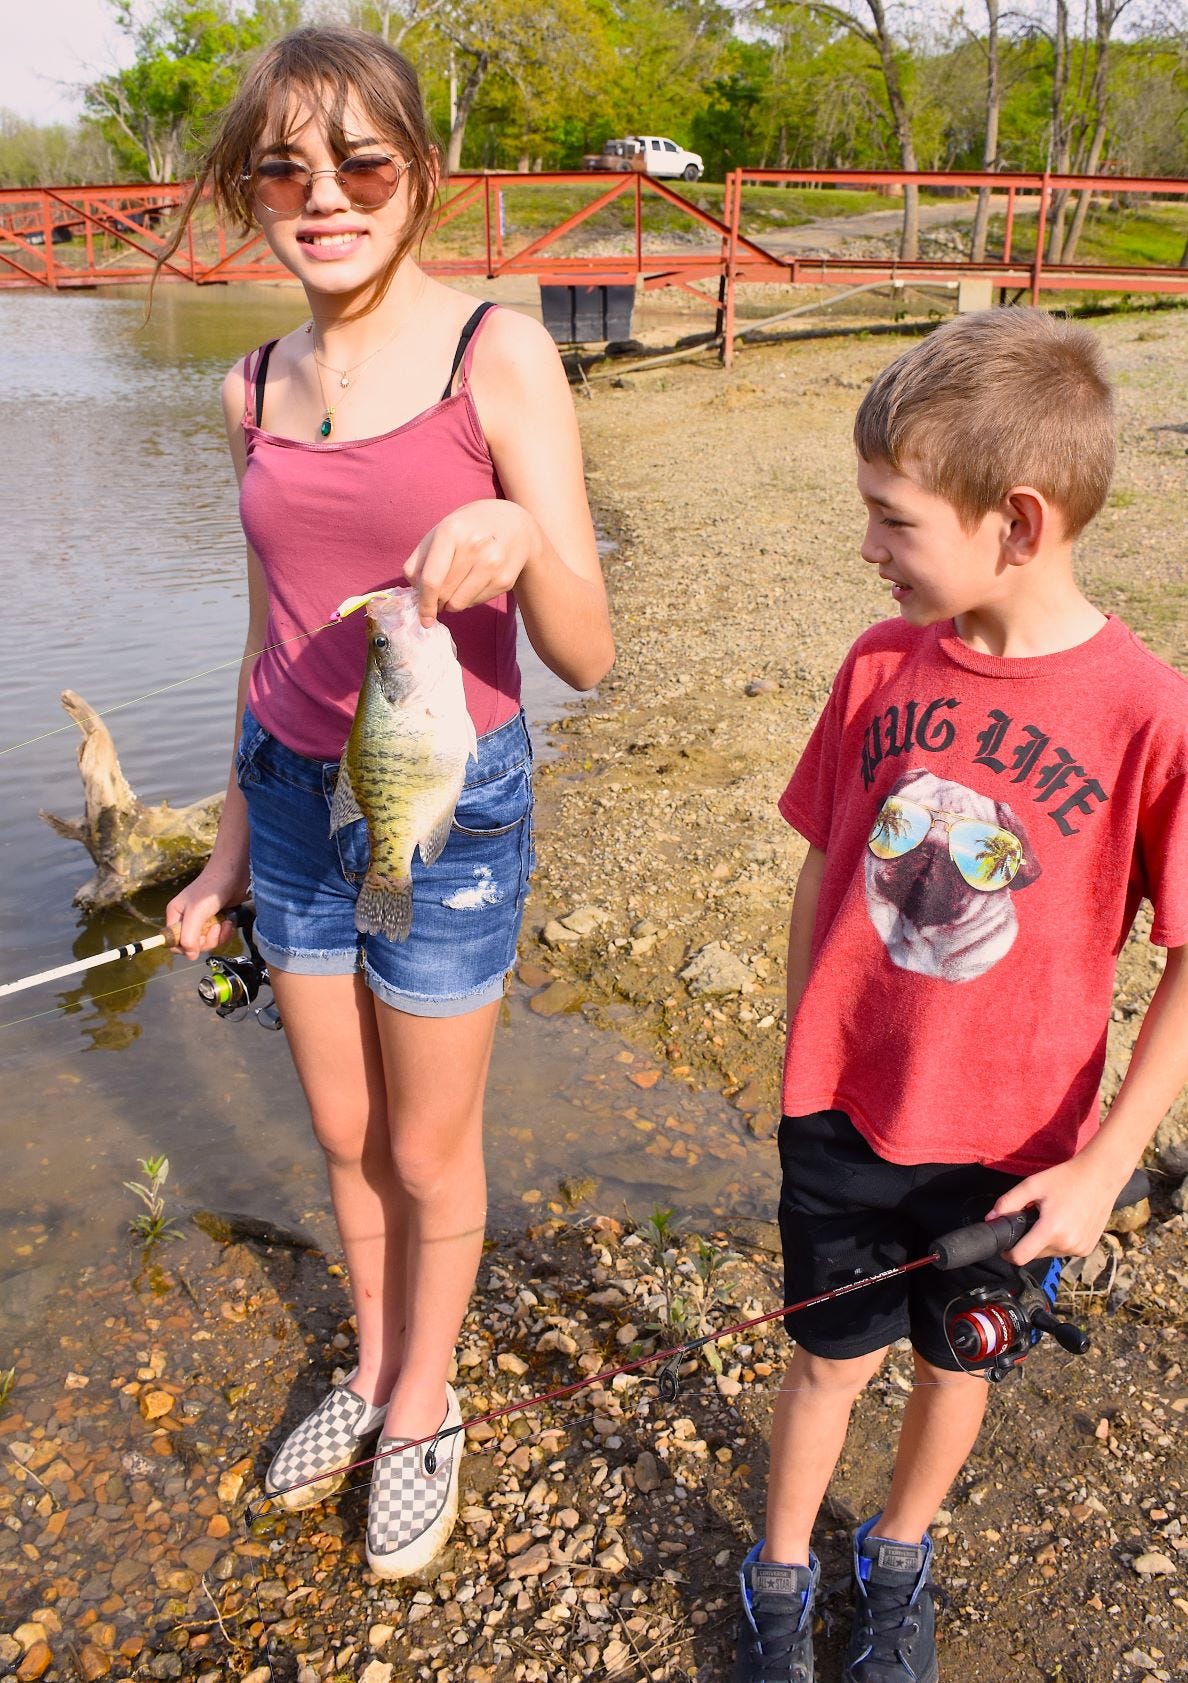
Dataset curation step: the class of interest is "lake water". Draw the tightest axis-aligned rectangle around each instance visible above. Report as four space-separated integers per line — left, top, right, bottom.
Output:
0 285 769 1309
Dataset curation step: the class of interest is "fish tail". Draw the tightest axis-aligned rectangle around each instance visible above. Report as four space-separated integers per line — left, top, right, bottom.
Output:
355 873 414 943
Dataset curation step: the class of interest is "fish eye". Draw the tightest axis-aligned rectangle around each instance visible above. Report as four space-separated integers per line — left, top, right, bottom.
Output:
373 634 389 651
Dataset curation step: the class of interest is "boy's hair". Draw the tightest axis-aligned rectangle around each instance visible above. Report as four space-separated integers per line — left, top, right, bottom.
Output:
153 27 439 309
854 309 1115 537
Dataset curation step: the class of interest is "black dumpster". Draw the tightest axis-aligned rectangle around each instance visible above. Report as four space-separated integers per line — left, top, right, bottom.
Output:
539 283 636 345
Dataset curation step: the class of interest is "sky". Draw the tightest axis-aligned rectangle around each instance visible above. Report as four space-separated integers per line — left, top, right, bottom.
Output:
1 0 133 124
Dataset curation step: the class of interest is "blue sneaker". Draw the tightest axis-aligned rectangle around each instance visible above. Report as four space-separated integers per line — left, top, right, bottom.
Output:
844 1515 939 1683
734 1540 820 1683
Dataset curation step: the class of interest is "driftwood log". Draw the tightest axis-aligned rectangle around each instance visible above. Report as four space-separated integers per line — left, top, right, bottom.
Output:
40 690 223 909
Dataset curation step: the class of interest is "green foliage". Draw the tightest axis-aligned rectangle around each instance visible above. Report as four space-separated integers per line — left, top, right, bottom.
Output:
635 1206 740 1369
83 0 297 182
125 1153 182 1248
0 1368 14 1417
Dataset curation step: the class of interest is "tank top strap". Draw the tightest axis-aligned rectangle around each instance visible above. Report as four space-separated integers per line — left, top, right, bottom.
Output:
441 302 498 400
242 340 279 427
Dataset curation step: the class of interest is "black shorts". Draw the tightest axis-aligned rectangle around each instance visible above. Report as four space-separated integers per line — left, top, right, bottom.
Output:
777 1109 1018 1371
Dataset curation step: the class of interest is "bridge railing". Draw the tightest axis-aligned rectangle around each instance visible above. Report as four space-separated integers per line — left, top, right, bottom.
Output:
3 169 1185 357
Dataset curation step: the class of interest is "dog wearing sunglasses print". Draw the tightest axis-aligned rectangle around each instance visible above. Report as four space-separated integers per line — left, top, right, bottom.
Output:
864 768 1042 982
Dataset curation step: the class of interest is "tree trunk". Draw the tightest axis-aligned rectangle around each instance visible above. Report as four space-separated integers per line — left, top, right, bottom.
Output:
445 53 489 172
867 0 919 258
1047 0 1072 263
970 0 1000 262
1062 3 1120 264
40 691 223 910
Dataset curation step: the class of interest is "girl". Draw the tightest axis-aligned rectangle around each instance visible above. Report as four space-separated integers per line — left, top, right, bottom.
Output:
164 25 613 1579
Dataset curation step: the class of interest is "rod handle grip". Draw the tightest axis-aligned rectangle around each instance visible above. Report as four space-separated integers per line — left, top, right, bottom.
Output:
932 1209 1037 1271
932 1168 1151 1272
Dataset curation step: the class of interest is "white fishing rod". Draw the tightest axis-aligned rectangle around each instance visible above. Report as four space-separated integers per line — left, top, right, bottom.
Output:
0 928 181 999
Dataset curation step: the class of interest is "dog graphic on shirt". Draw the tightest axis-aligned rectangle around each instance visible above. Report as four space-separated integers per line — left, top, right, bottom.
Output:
864 768 1042 983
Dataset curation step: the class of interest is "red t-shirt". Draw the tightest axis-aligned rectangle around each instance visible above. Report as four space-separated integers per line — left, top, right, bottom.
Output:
778 615 1188 1174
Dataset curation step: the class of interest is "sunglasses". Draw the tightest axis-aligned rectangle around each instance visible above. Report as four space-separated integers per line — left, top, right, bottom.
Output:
246 153 404 215
867 795 1024 892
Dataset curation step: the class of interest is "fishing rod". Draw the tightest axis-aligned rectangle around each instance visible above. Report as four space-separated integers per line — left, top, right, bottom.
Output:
0 903 261 1001
250 1168 1149 1521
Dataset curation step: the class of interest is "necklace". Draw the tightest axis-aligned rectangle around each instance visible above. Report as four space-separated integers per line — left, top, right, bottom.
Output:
307 282 426 440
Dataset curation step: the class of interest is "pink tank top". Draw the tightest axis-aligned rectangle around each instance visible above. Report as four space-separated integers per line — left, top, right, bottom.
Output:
239 305 521 761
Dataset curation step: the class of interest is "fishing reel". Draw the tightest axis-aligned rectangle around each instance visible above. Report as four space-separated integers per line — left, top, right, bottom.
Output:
196 905 282 1031
944 1259 1090 1383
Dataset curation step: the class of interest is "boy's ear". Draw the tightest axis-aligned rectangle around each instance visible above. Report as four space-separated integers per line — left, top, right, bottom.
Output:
1000 487 1048 565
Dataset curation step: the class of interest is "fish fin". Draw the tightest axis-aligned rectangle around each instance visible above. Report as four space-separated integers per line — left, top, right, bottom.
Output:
329 764 366 837
355 874 413 942
418 799 457 869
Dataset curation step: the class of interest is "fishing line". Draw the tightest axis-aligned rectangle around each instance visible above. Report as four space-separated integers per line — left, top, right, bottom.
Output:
0 617 344 760
0 954 207 1033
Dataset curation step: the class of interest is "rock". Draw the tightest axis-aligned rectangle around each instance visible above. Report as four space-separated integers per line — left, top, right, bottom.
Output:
1132 1551 1177 1577
744 678 777 696
540 919 582 948
559 906 608 935
139 1390 175 1421
538 1329 578 1357
368 1625 395 1647
596 1539 629 1572
78 1647 112 1681
507 1541 551 1577
1106 1198 1150 1234
517 961 553 988
0 1637 21 1668
240 1670 272 1683
746 1109 779 1140
634 1451 663 1493
147 1654 183 1679
680 942 754 998
528 978 585 1016
731 1081 766 1113
631 919 658 938
1152 1113 1188 1177
359 1664 394 1683
497 1352 529 1377
629 934 656 956
16 1646 53 1683
14 1627 47 1654
1172 1176 1188 1214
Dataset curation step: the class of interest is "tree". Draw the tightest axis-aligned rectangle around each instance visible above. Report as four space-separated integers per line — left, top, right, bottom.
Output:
785 1 924 256
967 0 1000 260
83 0 298 182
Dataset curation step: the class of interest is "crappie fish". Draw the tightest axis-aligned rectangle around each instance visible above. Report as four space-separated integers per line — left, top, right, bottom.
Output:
330 589 478 941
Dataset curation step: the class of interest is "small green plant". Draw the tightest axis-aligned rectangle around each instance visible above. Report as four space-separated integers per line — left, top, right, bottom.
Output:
0 1367 15 1417
636 1208 741 1371
125 1154 181 1248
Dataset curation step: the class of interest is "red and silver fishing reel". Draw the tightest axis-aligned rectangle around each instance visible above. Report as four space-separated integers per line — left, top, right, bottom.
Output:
944 1265 1090 1383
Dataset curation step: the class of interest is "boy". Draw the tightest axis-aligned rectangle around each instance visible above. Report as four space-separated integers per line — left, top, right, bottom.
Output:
735 310 1188 1683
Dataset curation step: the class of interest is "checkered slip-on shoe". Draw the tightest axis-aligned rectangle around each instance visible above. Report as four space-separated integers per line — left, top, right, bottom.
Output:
264 1371 388 1512
366 1384 463 1580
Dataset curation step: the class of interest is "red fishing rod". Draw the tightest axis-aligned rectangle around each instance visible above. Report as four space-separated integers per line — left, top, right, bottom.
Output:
249 1169 1148 1521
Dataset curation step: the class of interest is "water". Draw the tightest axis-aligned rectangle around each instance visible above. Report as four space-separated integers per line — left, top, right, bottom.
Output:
0 286 767 1301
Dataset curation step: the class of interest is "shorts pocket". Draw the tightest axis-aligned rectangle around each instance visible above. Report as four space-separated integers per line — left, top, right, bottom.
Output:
451 762 532 838
235 713 269 789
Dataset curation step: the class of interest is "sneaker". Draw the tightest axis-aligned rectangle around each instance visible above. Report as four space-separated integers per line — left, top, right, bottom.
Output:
366 1384 463 1579
844 1515 939 1683
734 1540 820 1682
264 1370 388 1512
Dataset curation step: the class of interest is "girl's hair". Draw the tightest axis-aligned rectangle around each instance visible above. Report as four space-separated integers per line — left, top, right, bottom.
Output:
152 26 440 306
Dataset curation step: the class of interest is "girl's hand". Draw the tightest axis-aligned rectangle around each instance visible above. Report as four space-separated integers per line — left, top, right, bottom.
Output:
987 1151 1134 1266
165 862 249 961
403 500 541 626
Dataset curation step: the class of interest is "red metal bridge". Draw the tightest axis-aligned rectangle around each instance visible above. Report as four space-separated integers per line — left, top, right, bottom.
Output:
3 166 1185 358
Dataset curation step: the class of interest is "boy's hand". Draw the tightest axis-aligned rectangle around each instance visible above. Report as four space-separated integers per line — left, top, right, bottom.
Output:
987 1151 1135 1266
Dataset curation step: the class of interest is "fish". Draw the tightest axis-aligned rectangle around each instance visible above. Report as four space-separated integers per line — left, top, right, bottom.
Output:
330 588 478 941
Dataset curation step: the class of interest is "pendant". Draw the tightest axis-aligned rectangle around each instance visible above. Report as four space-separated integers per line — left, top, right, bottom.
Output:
340 373 350 389
320 413 333 438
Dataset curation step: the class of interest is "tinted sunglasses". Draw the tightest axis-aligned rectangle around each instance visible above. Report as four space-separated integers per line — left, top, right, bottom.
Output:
246 153 404 215
867 795 1024 892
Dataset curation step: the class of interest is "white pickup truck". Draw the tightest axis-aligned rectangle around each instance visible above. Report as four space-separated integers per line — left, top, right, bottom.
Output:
582 135 705 181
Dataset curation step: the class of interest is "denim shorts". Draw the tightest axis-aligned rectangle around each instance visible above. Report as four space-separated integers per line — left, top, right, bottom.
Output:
236 704 535 1017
